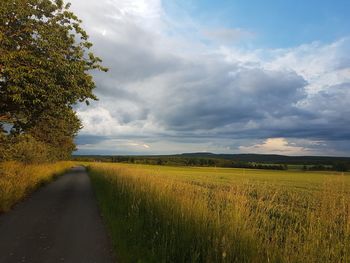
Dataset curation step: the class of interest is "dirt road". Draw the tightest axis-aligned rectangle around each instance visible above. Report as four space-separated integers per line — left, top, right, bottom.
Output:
0 167 114 263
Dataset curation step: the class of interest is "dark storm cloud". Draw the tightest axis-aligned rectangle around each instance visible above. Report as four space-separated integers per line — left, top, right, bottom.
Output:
153 67 307 131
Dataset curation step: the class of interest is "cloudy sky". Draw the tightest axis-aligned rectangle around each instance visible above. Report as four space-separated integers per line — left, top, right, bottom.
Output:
70 0 350 156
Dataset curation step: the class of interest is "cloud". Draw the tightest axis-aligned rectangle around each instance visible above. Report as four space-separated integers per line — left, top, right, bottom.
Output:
127 142 150 149
68 0 350 156
263 38 350 93
152 67 307 131
239 138 310 155
202 28 254 44
77 137 153 155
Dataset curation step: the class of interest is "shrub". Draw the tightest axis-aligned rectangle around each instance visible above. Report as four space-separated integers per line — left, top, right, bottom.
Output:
1 134 52 163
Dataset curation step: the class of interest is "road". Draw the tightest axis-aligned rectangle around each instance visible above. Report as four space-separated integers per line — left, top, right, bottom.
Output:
0 166 115 263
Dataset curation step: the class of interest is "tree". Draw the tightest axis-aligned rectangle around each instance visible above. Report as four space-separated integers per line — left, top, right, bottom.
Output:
27 107 82 160
0 0 107 131
333 162 349 172
0 0 107 161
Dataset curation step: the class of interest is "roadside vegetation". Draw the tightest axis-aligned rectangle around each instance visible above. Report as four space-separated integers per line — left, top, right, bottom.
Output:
89 163 350 263
0 161 73 213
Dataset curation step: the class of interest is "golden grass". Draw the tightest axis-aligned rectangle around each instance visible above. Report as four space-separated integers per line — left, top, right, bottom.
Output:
89 163 350 263
0 161 74 213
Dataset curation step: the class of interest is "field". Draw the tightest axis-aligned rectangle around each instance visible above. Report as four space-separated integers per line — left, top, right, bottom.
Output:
88 163 350 263
0 161 74 213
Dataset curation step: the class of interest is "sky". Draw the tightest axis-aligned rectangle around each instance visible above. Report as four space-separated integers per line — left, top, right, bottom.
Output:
69 0 350 156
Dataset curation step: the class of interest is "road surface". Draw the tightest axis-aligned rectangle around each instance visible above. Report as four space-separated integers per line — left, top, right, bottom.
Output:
0 166 115 263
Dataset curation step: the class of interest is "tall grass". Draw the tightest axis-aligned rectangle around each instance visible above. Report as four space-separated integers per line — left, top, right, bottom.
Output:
89 163 350 263
0 161 73 213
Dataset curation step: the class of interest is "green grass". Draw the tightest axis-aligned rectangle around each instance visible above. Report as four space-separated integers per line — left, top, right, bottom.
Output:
89 163 350 263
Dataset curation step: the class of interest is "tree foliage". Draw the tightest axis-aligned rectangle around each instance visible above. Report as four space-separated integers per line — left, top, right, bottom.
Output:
0 0 107 162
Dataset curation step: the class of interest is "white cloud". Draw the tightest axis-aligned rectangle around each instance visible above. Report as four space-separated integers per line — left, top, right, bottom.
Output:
127 142 150 149
264 38 350 93
239 138 310 155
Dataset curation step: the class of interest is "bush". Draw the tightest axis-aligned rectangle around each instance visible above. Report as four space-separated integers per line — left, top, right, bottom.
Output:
1 134 52 163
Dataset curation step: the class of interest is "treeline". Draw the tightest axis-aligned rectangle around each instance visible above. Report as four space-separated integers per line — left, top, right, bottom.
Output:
73 155 350 172
230 162 287 170
74 155 288 170
181 153 350 168
0 0 105 163
179 153 350 172
304 163 350 172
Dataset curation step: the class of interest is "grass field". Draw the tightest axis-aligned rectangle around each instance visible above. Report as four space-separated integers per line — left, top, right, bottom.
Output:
88 163 350 263
0 161 74 213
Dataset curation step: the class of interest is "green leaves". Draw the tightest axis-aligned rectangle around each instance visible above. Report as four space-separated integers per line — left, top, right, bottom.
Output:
0 0 107 161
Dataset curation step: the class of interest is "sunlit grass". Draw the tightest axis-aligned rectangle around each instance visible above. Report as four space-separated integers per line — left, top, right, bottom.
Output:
0 161 74 213
89 163 350 263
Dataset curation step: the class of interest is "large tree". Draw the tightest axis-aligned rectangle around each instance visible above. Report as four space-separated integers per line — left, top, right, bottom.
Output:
0 0 107 160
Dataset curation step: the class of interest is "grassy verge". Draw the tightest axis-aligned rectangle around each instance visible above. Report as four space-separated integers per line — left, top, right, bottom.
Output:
0 161 74 213
89 163 350 263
